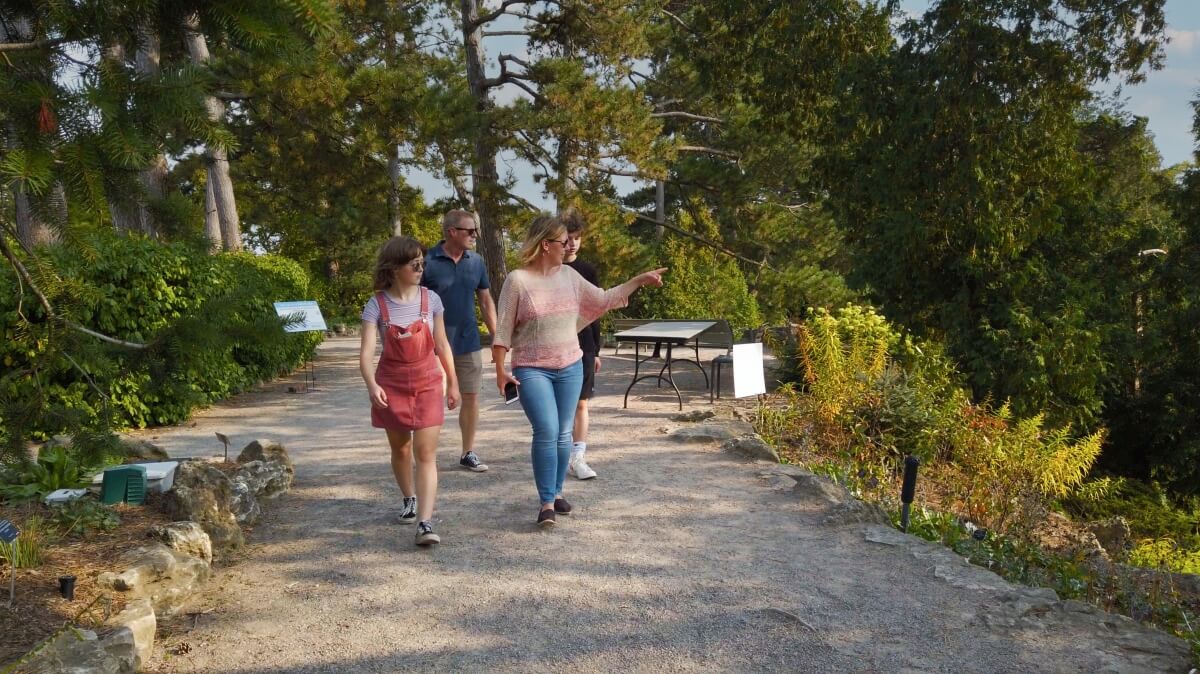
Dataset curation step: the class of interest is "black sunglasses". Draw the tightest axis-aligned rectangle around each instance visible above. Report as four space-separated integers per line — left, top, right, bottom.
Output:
452 226 479 236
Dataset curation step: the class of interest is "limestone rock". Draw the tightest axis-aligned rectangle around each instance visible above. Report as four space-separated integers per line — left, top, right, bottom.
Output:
791 473 890 526
1086 516 1131 557
95 544 210 616
234 458 293 500
671 409 716 422
160 461 243 551
721 435 779 462
668 421 755 443
237 439 294 476
103 599 155 669
15 628 131 674
116 434 168 461
229 479 262 525
150 521 212 564
1034 512 1105 559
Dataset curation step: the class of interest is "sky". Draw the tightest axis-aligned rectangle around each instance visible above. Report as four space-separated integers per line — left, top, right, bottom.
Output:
405 1 1200 208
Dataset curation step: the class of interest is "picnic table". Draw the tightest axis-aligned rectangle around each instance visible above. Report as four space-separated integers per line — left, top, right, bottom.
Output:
614 320 716 410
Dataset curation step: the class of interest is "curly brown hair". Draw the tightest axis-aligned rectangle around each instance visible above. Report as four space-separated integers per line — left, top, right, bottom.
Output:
373 236 425 290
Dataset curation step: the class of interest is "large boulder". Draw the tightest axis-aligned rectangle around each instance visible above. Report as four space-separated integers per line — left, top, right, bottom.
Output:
229 479 262 525
103 599 155 670
668 421 756 443
95 543 210 616
160 461 243 551
116 434 169 461
15 628 132 674
150 521 212 564
1086 516 1131 558
237 439 294 477
1033 512 1106 559
234 459 292 501
721 435 780 463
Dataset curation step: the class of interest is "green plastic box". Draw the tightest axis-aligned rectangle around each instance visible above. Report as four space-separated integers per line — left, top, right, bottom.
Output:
101 465 147 505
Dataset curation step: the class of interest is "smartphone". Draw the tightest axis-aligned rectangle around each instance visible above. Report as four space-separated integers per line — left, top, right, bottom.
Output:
504 381 519 405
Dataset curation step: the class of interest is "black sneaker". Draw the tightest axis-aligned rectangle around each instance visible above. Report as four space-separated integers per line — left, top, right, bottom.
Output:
398 496 417 524
537 508 556 528
459 451 489 472
553 497 572 516
415 520 440 546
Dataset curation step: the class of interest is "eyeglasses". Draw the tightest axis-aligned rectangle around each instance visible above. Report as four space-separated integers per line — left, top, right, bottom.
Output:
405 259 424 272
452 227 479 237
546 237 569 247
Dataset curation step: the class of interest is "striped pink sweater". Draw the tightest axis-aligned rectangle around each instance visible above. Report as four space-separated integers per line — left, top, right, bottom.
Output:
494 266 628 369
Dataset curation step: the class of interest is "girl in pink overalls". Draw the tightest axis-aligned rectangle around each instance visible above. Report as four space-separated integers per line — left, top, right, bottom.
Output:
359 236 461 546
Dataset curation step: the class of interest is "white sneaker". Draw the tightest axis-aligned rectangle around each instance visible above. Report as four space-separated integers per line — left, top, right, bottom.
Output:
569 452 597 480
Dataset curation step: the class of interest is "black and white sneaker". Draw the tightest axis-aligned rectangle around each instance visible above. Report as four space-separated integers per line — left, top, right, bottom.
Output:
415 520 440 546
537 508 556 528
398 496 417 524
459 451 489 472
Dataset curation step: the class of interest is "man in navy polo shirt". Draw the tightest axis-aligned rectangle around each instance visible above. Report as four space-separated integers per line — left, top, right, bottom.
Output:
422 209 497 473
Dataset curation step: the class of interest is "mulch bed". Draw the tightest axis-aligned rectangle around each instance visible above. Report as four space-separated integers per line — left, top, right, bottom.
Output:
0 495 174 667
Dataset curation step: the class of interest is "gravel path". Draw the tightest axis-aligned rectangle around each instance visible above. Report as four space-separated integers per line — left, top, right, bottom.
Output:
142 337 1191 673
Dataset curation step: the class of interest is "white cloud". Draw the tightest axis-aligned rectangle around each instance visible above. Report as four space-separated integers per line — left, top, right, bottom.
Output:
1166 28 1200 55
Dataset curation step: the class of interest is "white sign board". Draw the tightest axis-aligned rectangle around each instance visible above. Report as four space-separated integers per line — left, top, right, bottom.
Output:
274 301 328 333
732 342 767 398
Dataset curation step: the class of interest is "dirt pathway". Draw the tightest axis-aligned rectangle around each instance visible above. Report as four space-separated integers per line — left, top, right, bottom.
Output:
141 338 1190 673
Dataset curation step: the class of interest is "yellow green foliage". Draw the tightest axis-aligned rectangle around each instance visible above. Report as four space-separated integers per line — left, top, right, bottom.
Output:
1129 539 1200 575
947 406 1105 531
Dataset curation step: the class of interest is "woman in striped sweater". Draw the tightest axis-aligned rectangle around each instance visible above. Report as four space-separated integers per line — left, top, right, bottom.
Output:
492 214 666 527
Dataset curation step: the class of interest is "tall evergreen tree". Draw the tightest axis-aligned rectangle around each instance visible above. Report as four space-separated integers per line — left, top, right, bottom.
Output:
825 0 1168 427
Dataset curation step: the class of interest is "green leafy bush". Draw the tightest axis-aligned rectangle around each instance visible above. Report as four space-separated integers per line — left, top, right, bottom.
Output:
0 445 117 503
634 201 761 332
49 497 121 537
0 232 322 455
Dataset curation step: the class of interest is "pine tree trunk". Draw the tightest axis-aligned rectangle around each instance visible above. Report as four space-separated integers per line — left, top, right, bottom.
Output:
2 19 59 248
388 145 403 236
105 41 145 236
203 174 222 252
185 14 241 251
460 0 506 297
136 31 165 238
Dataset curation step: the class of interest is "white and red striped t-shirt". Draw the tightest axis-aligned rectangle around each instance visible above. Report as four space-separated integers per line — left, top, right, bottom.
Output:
361 289 445 341
494 266 628 369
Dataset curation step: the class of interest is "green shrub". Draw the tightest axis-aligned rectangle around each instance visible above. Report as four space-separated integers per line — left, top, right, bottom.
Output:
0 232 322 454
49 497 121 537
634 201 761 332
0 445 117 503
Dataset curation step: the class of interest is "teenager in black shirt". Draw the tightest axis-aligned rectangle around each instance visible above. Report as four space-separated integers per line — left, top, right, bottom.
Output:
562 208 600 480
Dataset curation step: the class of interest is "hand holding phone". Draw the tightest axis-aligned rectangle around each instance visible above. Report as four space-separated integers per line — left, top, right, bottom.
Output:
504 381 520 405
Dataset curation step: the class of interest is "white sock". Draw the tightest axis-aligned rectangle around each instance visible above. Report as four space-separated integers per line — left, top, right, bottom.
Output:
572 442 586 457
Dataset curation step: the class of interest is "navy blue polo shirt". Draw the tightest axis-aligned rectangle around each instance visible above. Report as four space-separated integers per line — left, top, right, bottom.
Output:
421 241 491 355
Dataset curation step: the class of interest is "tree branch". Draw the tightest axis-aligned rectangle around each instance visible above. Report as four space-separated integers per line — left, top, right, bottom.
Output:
651 111 723 123
0 37 69 52
499 74 542 101
0 233 148 349
470 0 533 29
504 190 540 212
625 209 775 271
483 30 535 37
678 145 740 159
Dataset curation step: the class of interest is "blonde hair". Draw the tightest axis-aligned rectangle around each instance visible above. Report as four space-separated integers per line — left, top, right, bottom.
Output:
519 214 567 266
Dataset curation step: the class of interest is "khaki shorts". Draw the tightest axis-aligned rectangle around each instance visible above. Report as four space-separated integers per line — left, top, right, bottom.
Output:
454 350 484 394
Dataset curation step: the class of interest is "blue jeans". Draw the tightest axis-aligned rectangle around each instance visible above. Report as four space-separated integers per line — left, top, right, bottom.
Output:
515 359 584 504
